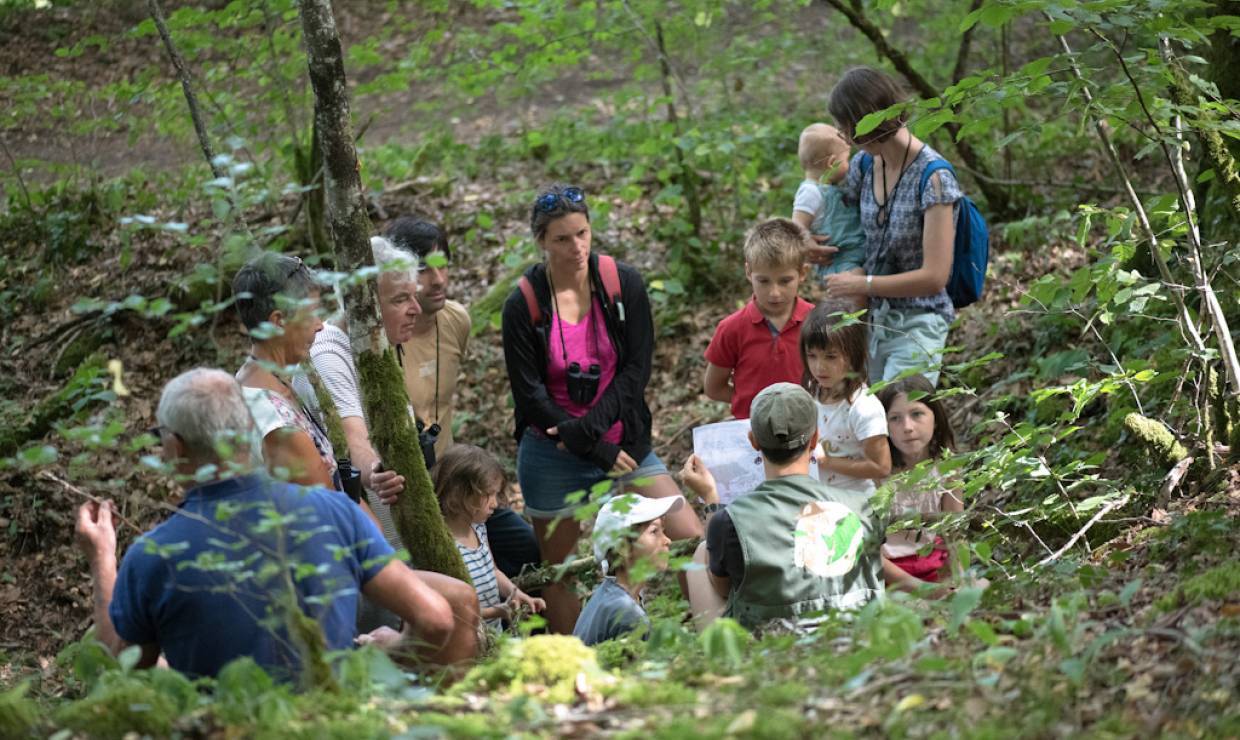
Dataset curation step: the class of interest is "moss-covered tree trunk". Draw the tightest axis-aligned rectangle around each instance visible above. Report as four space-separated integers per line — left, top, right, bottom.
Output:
298 0 469 584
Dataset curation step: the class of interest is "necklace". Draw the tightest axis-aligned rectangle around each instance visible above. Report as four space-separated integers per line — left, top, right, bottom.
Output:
875 136 914 228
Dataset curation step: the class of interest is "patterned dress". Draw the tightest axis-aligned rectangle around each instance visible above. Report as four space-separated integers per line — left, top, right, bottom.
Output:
243 385 339 485
838 144 963 323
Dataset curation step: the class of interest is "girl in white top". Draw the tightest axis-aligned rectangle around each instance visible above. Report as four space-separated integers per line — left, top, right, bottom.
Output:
875 375 963 590
799 300 891 493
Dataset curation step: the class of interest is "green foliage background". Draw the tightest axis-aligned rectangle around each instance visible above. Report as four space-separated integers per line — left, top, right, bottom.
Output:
0 0 1237 735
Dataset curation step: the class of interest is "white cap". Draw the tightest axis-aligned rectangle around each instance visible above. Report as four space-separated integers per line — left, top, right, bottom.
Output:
592 493 684 575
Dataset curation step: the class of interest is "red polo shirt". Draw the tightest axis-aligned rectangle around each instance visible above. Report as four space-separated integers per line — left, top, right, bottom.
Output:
704 297 814 419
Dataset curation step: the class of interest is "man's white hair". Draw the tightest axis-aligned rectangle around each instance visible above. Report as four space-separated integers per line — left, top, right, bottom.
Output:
371 236 420 284
156 368 256 461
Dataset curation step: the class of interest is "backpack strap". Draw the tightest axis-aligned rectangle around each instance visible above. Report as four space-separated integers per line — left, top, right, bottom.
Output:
596 255 626 323
518 274 541 325
518 257 626 326
917 159 956 203
859 152 873 177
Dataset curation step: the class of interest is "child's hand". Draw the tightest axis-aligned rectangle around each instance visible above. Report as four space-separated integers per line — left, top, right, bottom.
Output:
807 236 839 266
510 589 546 614
679 454 719 504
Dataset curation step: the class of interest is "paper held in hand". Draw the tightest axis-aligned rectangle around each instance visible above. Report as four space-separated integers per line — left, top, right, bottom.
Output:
691 419 822 505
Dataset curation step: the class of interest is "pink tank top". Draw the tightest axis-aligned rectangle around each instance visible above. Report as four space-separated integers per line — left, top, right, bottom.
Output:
547 298 623 444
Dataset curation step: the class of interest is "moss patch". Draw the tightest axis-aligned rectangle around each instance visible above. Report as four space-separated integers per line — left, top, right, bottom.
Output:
454 635 613 705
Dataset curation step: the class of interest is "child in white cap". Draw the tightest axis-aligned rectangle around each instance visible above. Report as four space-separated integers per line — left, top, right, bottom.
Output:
572 492 684 646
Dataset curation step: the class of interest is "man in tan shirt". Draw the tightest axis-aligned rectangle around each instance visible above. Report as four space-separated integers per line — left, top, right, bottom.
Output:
386 217 541 578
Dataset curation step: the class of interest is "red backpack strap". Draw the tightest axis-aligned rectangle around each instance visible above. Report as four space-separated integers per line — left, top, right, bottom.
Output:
597 255 625 322
518 275 541 325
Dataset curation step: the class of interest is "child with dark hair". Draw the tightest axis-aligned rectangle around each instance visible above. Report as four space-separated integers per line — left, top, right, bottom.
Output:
800 300 891 495
875 375 963 589
434 445 545 630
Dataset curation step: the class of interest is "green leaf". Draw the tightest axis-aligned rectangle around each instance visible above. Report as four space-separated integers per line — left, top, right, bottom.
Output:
1048 18 1076 34
1119 578 1143 607
967 619 1000 646
699 618 750 670
854 104 905 138
948 585 984 633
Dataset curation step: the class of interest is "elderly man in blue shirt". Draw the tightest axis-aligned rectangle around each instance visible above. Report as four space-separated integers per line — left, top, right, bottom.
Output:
73 367 478 680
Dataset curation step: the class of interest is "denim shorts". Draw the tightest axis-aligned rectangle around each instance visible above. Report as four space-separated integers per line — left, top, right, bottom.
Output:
516 431 669 520
868 303 951 387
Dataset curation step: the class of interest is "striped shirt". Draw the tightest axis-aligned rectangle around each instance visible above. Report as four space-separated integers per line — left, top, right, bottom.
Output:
456 523 503 629
310 324 364 420
308 323 408 549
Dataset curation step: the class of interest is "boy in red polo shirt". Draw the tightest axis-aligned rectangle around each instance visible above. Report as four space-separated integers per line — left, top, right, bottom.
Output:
703 218 814 419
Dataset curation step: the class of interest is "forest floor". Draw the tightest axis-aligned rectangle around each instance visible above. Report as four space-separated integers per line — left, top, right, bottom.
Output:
1 2 1238 738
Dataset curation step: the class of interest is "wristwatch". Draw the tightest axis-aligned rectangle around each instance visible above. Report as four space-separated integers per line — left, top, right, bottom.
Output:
703 502 724 515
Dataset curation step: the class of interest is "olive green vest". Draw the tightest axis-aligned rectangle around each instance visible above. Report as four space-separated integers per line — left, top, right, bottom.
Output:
727 474 882 628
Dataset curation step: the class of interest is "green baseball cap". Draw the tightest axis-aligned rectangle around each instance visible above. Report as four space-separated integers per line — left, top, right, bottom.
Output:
750 382 817 451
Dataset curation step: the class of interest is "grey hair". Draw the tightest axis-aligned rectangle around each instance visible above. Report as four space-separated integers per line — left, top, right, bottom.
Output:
371 236 420 284
232 252 321 331
156 368 256 462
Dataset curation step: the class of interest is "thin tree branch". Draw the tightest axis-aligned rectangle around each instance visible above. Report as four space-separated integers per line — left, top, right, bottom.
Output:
952 0 985 84
0 138 34 212
147 0 225 180
1050 21 1206 356
1154 39 1240 397
1036 494 1130 567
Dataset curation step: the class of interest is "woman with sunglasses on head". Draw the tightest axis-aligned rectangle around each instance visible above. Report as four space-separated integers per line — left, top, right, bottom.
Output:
824 67 961 387
233 253 344 494
501 184 703 633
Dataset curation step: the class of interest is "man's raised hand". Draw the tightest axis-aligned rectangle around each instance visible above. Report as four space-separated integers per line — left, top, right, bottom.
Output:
75 499 117 562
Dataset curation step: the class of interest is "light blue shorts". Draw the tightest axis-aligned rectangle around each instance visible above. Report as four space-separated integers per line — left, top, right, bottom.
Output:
868 304 951 386
516 431 669 520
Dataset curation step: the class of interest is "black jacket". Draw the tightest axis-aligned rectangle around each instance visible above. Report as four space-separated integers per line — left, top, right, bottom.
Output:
501 253 655 470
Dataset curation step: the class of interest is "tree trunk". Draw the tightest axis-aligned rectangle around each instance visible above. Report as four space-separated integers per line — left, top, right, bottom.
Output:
297 0 470 584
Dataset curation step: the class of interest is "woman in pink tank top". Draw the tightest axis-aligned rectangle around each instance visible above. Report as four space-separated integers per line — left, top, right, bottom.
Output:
501 184 703 633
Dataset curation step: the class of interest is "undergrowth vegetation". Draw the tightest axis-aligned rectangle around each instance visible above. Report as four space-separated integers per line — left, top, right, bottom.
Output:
1 0 1237 736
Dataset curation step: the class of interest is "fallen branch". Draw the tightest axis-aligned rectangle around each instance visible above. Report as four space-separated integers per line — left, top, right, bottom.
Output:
1036 494 1130 568
1157 457 1193 504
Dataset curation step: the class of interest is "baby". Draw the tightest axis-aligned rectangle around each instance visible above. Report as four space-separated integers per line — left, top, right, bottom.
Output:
792 123 866 278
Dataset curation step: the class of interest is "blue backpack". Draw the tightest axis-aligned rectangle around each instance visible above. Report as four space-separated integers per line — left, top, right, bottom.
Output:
859 154 989 309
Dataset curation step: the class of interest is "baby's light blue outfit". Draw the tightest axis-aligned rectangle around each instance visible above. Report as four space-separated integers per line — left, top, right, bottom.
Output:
793 179 867 277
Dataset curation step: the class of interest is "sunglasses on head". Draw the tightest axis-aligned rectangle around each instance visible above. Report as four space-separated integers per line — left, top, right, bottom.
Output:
282 255 306 280
535 187 585 213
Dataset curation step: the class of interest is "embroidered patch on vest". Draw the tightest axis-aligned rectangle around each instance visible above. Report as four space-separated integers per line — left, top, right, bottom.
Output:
793 501 863 578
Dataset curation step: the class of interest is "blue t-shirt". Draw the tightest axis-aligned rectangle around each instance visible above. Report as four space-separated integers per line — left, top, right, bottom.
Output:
109 474 394 680
572 577 647 646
